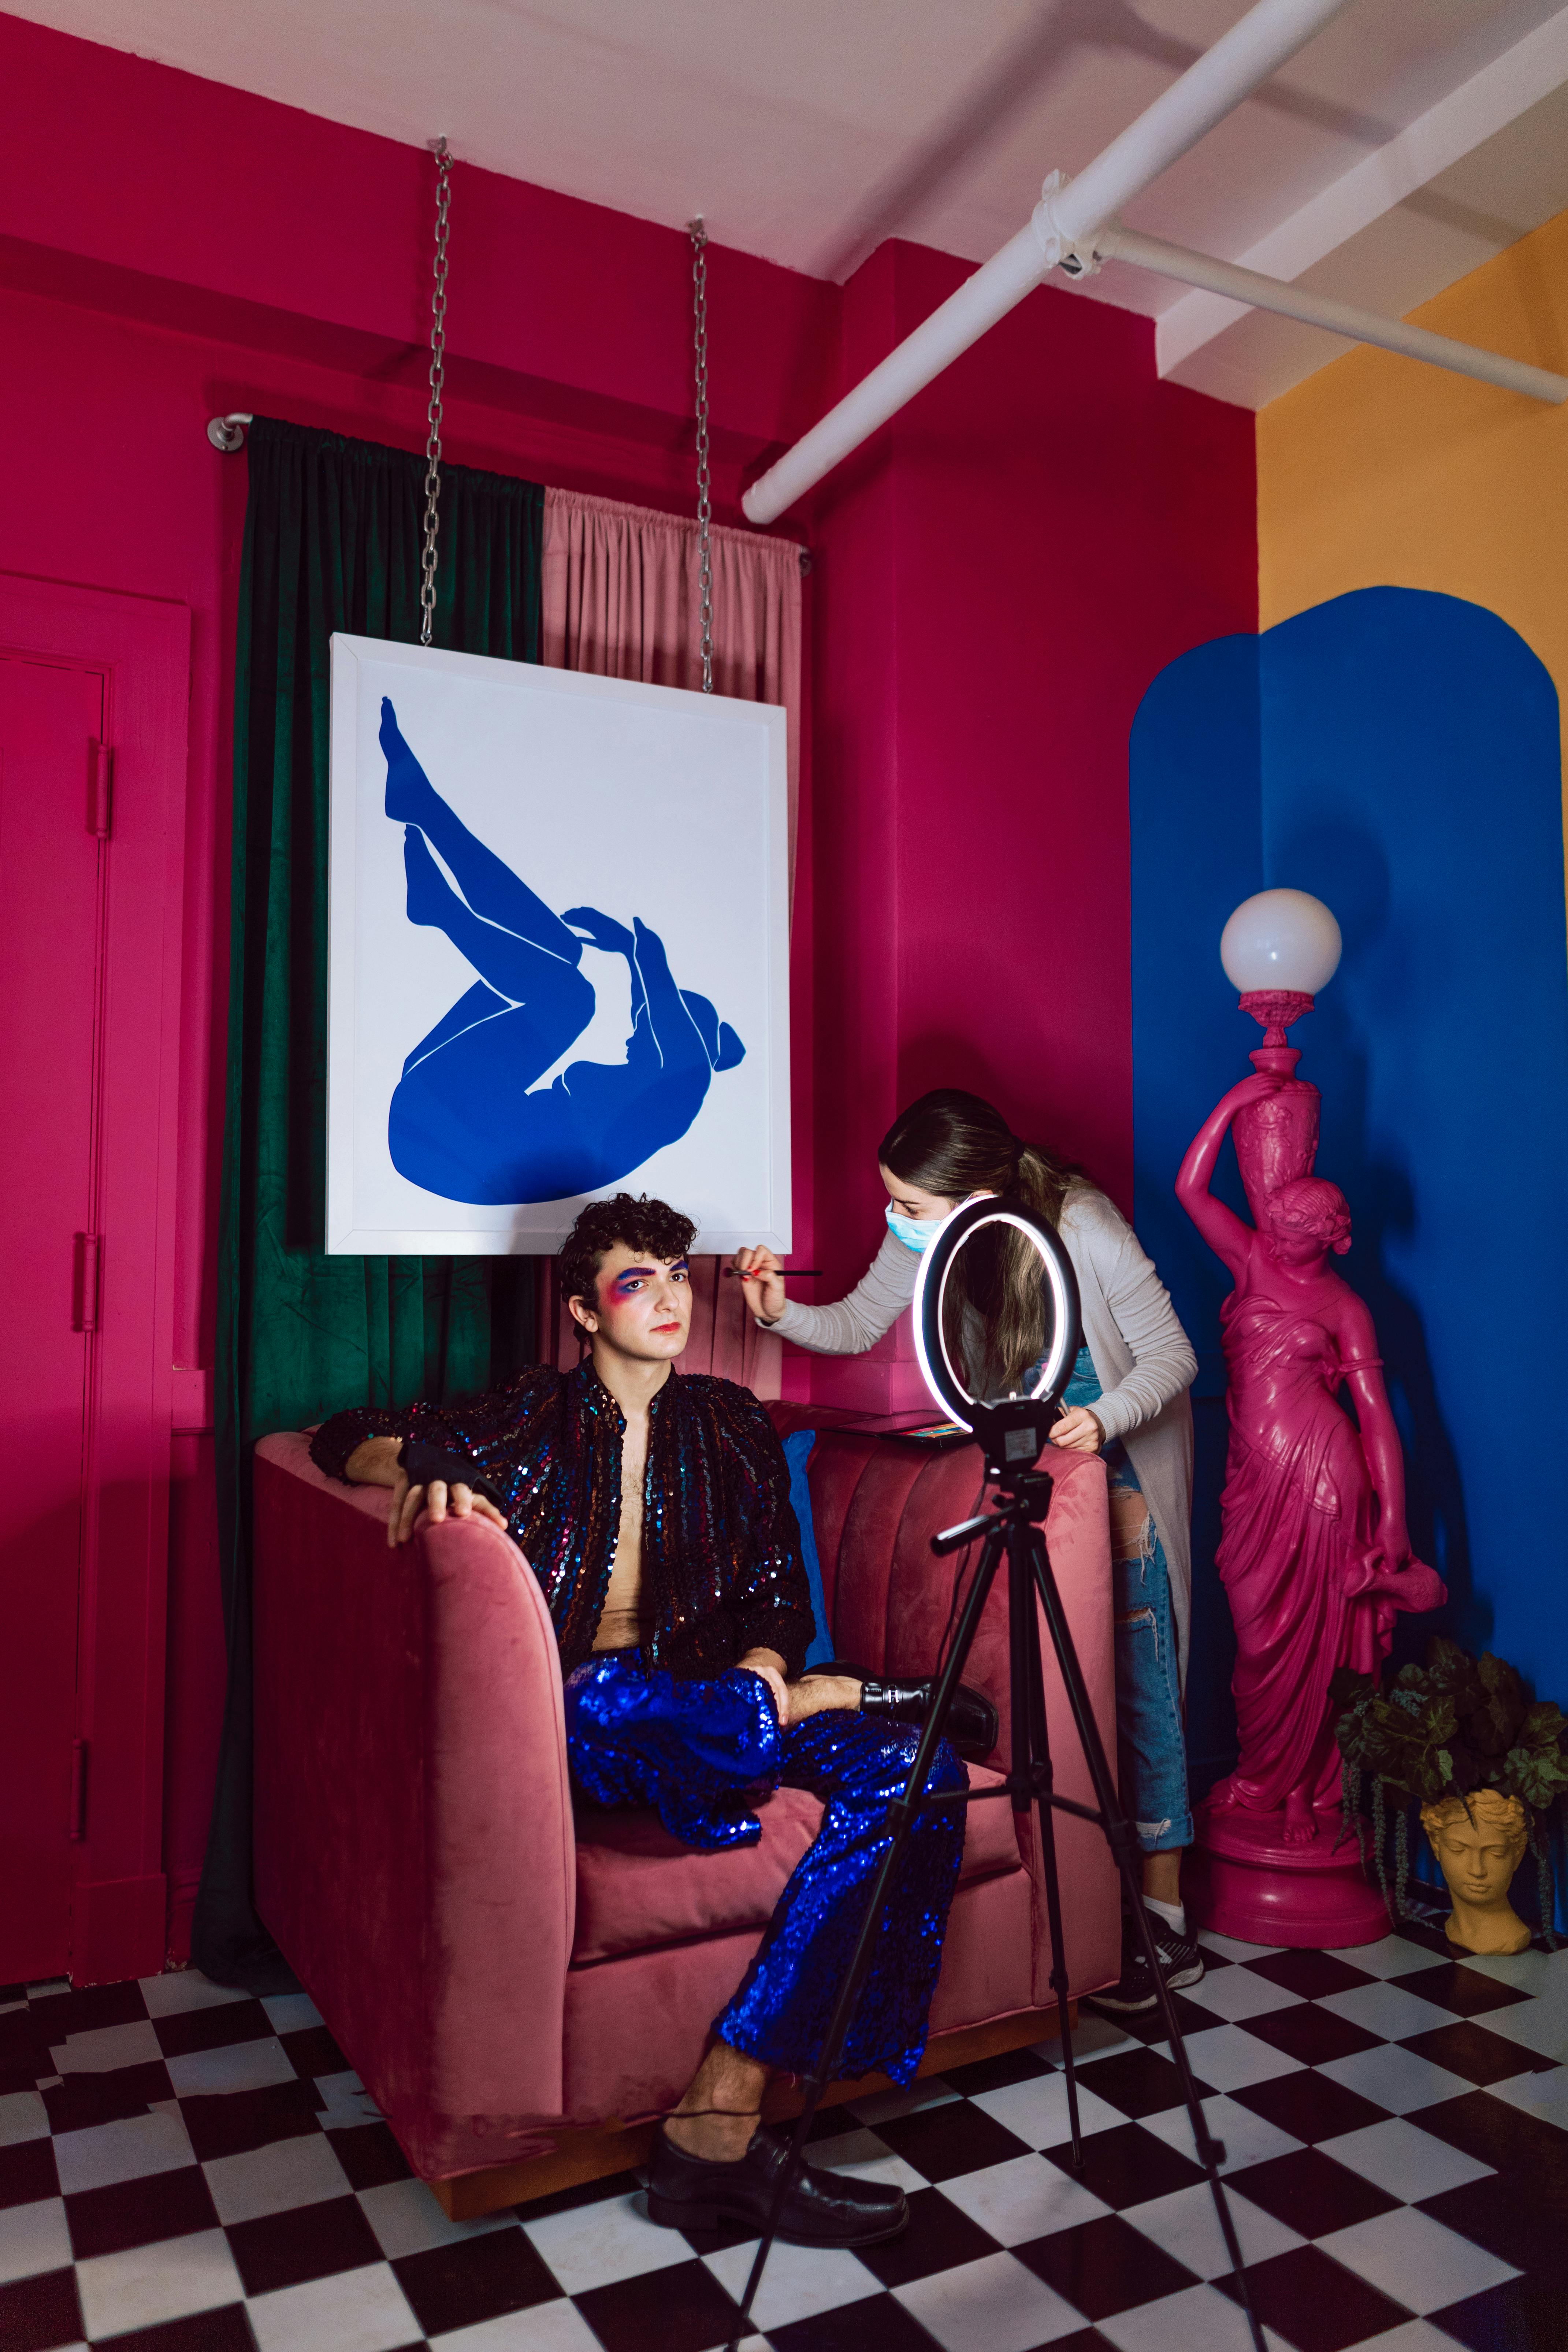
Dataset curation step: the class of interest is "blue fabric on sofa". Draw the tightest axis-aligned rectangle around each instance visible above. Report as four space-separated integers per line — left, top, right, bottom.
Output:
781 1427 833 1668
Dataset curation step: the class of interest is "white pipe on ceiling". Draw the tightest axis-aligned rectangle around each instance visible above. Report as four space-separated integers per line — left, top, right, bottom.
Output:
742 0 1357 524
1094 225 1568 404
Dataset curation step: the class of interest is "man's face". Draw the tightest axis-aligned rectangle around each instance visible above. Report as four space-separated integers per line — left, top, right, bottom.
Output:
571 1244 692 1363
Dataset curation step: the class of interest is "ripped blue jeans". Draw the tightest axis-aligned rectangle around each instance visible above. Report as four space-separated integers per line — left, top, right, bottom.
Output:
1113 1534 1193 1854
1061 1346 1192 1855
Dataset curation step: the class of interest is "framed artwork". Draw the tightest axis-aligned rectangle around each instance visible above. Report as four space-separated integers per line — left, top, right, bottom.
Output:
326 636 790 1254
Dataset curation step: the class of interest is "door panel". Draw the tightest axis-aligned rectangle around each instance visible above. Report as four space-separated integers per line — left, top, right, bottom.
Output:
0 655 105 1981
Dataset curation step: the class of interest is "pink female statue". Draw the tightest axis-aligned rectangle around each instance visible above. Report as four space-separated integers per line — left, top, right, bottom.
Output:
1178 1072 1445 1841
1173 928 1445 1942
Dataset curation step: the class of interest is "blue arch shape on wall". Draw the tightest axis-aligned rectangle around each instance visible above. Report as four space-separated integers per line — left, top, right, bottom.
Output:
1130 586 1568 1840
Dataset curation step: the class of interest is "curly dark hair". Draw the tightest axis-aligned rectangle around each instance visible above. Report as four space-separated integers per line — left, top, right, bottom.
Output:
558 1192 698 1318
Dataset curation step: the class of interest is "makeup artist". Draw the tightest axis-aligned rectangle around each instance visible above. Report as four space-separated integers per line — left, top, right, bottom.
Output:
731 1088 1204 2016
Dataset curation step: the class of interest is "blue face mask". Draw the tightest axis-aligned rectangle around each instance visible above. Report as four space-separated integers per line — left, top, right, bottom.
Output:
885 1204 943 1254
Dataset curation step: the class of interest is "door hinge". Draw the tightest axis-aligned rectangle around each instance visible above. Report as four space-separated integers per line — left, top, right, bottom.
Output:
73 1233 101 1331
70 1739 88 1841
89 741 114 837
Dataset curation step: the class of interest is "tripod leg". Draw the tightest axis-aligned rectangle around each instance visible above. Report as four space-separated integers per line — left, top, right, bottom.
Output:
720 1526 1004 2352
1028 1537 1267 2352
1009 1517 1084 2168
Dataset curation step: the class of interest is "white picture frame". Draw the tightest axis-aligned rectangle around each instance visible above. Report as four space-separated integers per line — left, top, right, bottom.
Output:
326 635 791 1255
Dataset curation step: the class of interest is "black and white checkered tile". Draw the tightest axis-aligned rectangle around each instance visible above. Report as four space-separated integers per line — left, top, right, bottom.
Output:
2 1920 1565 2351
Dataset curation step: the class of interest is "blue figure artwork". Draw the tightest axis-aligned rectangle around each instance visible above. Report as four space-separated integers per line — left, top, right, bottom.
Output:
379 699 745 1205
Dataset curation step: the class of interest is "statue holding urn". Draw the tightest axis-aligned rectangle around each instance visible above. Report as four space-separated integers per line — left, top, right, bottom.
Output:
1176 891 1444 1944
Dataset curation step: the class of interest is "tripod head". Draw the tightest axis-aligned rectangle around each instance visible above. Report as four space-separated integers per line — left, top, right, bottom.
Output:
932 1463 1055 1556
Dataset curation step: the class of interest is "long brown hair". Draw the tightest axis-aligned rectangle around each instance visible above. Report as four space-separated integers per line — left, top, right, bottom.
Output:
879 1089 1078 1394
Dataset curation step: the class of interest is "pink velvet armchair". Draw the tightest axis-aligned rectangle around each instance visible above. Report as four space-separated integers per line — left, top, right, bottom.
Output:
251 1414 1119 2214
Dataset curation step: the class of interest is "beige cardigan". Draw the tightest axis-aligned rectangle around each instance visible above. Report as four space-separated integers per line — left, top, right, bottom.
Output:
769 1184 1199 1682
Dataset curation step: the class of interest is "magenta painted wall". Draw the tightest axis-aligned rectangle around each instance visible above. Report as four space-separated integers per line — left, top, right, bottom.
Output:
803 242 1257 1409
0 8 1256 1940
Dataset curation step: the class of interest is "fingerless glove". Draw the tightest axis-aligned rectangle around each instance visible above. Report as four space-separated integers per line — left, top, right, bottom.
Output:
397 1438 508 1515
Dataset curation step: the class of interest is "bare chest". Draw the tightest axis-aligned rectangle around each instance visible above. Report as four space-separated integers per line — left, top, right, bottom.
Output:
616 1418 648 1570
594 1415 650 1651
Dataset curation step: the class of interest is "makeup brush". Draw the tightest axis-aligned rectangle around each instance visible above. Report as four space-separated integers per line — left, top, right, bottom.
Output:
723 1266 822 1279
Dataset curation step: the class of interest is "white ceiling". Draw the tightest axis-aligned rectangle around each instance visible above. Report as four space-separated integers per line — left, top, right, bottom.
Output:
14 0 1568 408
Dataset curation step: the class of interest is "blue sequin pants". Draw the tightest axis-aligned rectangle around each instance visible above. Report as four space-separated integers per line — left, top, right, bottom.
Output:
564 1653 967 2085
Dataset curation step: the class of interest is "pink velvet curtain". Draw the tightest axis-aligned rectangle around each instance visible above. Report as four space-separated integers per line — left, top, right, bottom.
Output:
541 488 802 885
534 488 803 1396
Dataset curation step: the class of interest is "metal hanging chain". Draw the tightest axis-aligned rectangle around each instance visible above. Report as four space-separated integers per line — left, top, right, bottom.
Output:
420 138 454 649
688 217 714 694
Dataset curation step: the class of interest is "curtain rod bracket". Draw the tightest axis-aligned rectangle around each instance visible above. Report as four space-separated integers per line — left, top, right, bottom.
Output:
207 414 252 452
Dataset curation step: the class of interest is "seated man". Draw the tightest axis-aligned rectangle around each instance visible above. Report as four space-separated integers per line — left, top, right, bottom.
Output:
311 1190 971 2249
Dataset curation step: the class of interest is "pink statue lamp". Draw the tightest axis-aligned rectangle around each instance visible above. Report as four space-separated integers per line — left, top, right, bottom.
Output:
1176 891 1446 1946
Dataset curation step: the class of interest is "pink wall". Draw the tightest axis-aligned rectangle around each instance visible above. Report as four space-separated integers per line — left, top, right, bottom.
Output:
1 8 1255 1940
802 242 1257 1408
2 8 837 1954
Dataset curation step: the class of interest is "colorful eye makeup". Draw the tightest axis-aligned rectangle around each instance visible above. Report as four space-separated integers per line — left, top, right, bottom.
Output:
610 1256 690 1298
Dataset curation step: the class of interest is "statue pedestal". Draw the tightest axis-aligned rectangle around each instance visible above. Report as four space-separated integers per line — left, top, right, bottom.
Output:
1188 1798 1388 1948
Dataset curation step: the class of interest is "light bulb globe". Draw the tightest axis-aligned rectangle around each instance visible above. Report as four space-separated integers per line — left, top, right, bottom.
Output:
1220 889 1341 997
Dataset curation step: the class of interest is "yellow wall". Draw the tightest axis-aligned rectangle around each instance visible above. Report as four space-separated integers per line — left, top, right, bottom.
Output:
1259 205 1568 848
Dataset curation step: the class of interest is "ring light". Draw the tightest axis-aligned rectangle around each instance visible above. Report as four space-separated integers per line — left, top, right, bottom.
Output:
911 1196 1082 1480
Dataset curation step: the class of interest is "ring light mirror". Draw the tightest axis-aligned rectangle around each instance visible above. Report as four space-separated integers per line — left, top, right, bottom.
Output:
911 1197 1082 1460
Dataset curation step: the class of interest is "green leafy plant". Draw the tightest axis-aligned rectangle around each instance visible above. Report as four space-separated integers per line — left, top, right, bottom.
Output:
1331 1637 1568 1944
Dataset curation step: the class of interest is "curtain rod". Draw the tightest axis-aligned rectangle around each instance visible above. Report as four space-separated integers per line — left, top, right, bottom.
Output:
203 415 813 569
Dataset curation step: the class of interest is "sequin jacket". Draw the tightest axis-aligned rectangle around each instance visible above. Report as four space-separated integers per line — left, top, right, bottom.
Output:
310 1361 816 1679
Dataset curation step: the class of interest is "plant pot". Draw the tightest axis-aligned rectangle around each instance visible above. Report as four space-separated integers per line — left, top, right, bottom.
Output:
1419 1788 1532 1955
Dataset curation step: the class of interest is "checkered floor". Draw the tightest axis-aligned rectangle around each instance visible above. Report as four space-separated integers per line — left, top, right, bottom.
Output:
3 1920 1566 2352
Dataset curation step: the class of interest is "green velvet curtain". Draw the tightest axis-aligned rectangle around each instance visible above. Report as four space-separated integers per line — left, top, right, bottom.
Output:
193 417 545 1989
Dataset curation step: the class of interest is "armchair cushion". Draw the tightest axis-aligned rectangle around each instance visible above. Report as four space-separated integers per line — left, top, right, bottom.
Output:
573 1766 1022 1965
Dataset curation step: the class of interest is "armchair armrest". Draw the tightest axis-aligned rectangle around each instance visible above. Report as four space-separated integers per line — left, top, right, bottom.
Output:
252 1434 575 2178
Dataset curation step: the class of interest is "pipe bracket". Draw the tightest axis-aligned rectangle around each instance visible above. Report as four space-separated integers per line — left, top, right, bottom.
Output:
1029 170 1072 272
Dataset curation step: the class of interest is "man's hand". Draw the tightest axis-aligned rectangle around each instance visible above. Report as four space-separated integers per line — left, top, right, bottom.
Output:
735 1647 790 1721
1050 1405 1104 1456
341 1436 509 1548
730 1245 787 1324
386 1472 509 1549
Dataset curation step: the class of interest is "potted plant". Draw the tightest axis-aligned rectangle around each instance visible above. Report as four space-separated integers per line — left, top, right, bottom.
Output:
1331 1638 1568 1954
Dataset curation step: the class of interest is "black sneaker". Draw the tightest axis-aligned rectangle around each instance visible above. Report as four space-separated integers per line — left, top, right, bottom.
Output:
1085 1919 1205 2016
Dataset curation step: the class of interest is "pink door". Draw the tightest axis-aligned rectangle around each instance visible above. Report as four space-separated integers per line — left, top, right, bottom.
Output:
0 653 108 1981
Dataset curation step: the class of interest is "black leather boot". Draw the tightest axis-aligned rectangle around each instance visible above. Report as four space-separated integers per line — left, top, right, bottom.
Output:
646 2122 907 2245
809 1660 999 1759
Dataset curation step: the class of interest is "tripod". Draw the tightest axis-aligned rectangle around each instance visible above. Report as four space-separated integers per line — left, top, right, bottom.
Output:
724 1460 1265 2352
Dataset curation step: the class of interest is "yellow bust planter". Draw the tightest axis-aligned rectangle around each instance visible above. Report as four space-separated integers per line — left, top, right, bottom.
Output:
1332 1637 1568 1949
1419 1788 1532 1955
